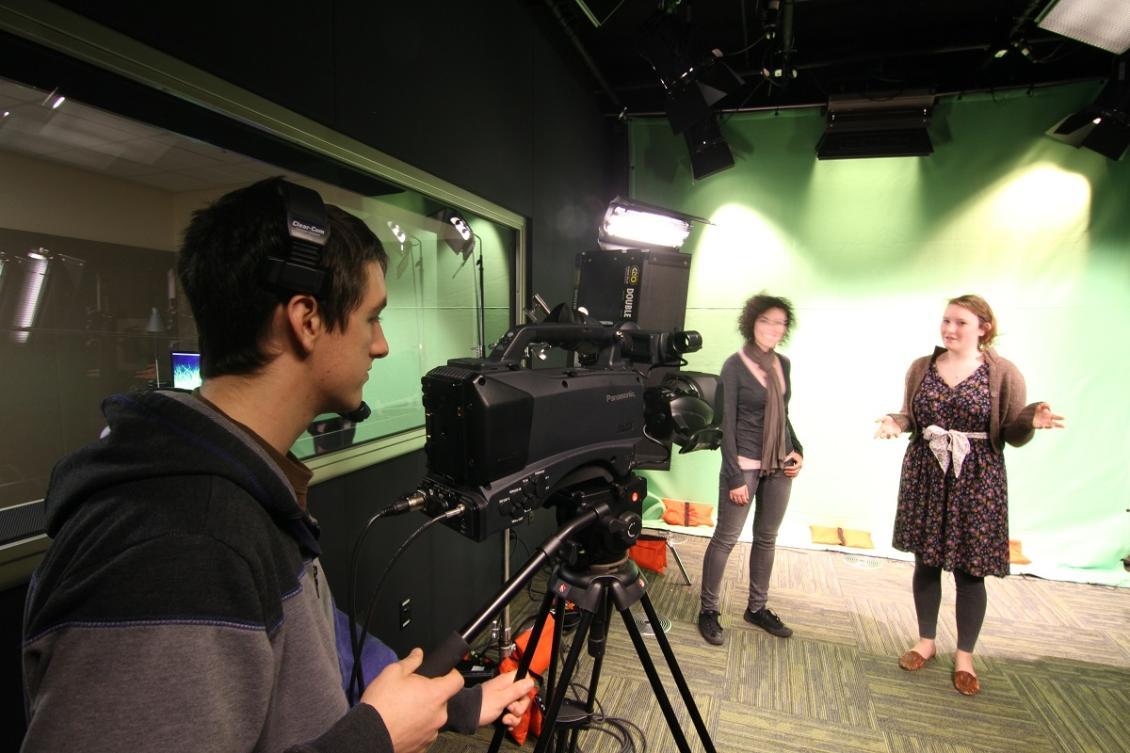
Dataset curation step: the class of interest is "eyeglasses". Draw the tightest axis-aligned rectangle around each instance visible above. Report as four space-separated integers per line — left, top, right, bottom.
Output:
757 317 788 328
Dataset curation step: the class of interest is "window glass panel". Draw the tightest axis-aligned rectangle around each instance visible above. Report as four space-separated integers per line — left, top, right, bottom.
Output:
0 75 517 508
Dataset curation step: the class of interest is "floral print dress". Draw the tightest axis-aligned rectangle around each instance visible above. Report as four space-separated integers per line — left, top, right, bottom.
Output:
893 362 1010 577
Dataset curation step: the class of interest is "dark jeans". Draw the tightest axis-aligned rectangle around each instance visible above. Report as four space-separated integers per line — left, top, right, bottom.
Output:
700 470 792 613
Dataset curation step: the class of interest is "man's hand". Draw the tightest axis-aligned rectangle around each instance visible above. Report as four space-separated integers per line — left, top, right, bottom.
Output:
360 648 464 753
477 670 537 728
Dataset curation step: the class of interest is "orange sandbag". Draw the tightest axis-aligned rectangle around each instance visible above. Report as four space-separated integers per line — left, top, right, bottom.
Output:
661 498 715 527
499 613 556 745
629 538 668 575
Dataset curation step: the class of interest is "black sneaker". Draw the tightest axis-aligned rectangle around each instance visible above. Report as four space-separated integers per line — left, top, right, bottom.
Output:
744 607 793 638
697 610 724 645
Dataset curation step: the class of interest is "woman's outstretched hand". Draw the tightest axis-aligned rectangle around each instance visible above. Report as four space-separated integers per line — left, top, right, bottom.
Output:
1033 403 1065 430
874 415 902 439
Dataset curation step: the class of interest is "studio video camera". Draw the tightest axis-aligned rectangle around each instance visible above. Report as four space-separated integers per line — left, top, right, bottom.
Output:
415 315 721 542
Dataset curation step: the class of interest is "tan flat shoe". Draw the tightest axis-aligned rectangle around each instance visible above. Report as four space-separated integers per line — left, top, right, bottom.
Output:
953 670 981 696
898 649 935 671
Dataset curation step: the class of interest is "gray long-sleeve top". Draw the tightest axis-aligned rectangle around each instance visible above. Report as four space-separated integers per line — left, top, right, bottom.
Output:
717 351 803 490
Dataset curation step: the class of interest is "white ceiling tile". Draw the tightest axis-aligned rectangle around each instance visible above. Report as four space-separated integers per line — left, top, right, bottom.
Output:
132 171 216 191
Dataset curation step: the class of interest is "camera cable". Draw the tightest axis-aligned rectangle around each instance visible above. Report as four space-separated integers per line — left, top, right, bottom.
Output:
345 490 427 703
349 501 469 702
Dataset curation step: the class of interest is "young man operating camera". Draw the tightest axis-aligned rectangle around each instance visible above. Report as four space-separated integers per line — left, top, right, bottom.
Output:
21 178 532 753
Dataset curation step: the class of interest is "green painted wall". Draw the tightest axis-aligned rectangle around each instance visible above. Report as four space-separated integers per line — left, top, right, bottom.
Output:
631 82 1129 585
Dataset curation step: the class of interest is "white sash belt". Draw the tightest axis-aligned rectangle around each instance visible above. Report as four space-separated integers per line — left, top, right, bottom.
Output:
922 425 988 478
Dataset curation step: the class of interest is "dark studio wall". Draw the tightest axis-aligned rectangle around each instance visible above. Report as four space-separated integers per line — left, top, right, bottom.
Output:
39 0 620 647
3 0 622 732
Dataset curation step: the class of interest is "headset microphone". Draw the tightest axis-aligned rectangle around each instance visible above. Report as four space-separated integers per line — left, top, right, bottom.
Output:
340 401 371 423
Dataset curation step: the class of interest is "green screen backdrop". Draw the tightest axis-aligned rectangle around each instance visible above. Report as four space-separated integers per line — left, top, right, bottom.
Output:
631 82 1129 586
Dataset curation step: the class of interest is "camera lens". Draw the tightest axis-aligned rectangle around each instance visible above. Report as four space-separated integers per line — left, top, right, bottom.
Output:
671 330 702 354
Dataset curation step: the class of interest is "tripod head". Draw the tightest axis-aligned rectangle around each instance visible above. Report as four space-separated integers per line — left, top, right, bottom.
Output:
417 470 645 678
550 471 646 572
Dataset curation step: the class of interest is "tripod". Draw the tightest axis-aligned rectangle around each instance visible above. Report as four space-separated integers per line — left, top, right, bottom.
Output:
418 475 716 753
488 554 715 753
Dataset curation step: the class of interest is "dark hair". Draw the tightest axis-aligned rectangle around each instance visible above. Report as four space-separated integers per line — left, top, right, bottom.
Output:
947 293 998 349
176 177 388 378
738 292 795 344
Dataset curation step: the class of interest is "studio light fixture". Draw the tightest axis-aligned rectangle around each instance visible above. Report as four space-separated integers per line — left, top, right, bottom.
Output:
1046 61 1130 160
816 91 936 160
40 87 65 110
8 249 51 344
435 208 475 258
597 197 705 252
638 10 740 180
1037 0 1130 55
386 220 407 246
684 115 735 180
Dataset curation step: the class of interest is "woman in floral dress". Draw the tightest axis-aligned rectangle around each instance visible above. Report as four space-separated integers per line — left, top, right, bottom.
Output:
875 295 1063 696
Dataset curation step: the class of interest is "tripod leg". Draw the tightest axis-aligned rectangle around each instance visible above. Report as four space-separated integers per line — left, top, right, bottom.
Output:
545 594 567 716
617 608 697 753
487 585 558 753
638 592 717 753
565 596 614 753
533 607 596 753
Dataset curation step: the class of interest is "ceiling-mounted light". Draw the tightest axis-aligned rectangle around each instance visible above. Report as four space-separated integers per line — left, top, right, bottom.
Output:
40 87 65 110
637 10 741 180
816 91 936 159
435 208 475 257
1046 61 1130 160
1037 0 1130 55
685 116 735 180
9 249 51 344
386 220 407 245
598 197 706 252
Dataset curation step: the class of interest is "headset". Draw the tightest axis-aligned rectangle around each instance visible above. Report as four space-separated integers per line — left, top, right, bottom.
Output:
264 180 371 423
261 180 330 297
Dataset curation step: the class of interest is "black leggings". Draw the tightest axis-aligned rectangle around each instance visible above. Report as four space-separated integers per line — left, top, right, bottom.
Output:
912 556 987 653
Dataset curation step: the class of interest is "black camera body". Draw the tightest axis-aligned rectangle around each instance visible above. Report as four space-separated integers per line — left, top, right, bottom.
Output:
418 320 712 541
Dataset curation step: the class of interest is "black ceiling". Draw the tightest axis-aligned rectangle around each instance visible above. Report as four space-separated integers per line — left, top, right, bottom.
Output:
541 0 1121 116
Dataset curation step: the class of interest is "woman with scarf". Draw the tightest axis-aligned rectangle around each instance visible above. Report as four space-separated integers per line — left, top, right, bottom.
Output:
697 293 804 646
876 294 1064 696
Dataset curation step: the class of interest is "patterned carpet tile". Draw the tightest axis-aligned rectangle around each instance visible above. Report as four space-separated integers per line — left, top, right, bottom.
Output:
848 597 922 658
1111 628 1130 665
862 654 1060 753
724 629 879 729
715 700 887 753
434 539 1128 753
1007 665 1130 753
974 616 1130 668
982 577 1077 626
883 729 1048 753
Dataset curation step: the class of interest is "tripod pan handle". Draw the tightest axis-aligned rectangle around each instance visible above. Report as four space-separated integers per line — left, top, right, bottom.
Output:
417 632 471 678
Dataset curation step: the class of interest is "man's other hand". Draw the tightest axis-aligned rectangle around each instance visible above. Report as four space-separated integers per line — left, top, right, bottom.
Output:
478 670 537 727
361 647 463 753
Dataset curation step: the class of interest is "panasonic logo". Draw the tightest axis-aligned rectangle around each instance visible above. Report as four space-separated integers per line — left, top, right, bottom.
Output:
606 391 634 403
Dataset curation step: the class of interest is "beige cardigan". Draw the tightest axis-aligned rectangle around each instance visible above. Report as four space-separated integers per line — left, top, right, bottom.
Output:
890 346 1039 453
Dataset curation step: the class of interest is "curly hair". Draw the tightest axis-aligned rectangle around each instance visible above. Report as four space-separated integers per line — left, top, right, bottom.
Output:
738 293 795 344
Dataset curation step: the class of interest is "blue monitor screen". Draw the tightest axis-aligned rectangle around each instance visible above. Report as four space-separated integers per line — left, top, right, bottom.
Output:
170 351 202 390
